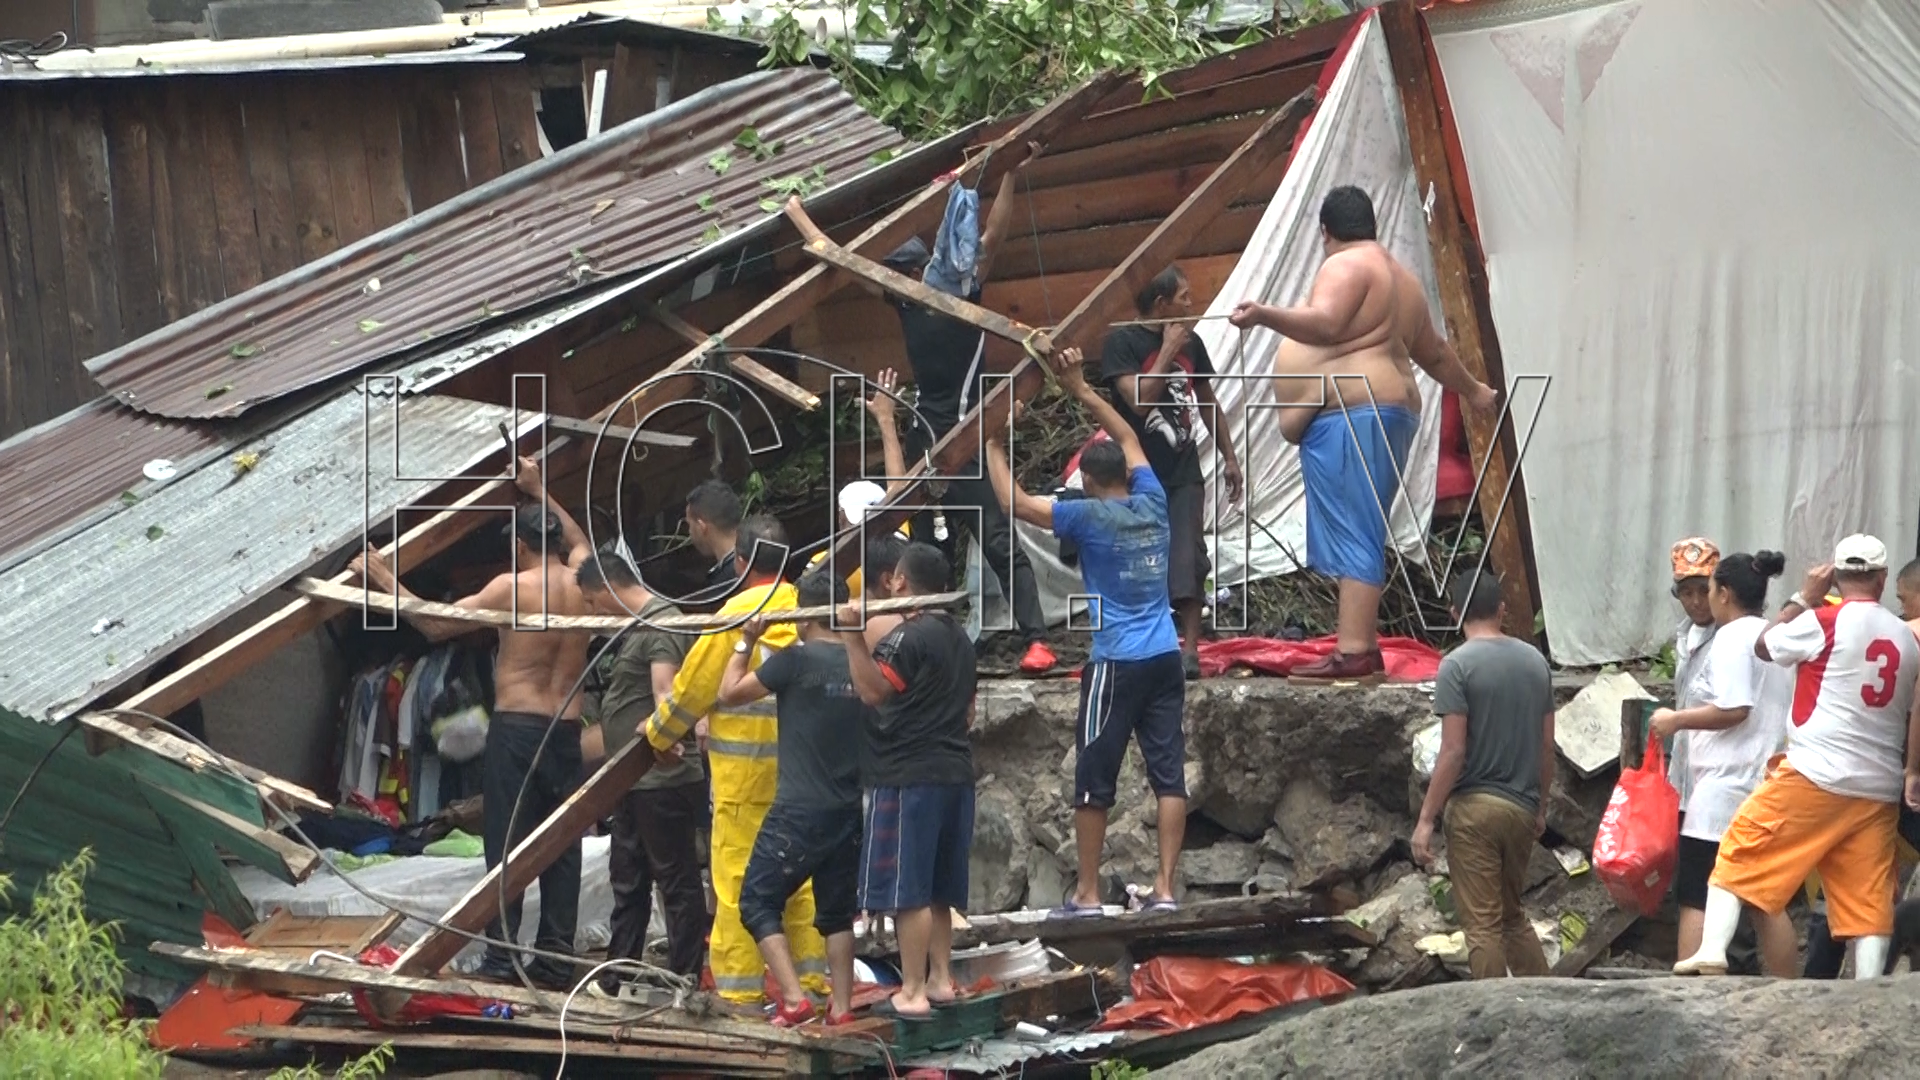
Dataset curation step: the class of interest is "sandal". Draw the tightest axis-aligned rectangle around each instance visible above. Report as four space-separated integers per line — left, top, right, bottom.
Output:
1049 899 1109 920
1143 897 1179 913
873 998 935 1023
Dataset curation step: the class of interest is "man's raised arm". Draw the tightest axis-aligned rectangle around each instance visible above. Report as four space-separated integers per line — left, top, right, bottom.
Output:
984 416 1053 532
1052 347 1148 473
349 550 508 643
515 455 592 569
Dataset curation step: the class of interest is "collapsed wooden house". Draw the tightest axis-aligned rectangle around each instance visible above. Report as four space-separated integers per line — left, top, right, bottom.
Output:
0 2 1540 1068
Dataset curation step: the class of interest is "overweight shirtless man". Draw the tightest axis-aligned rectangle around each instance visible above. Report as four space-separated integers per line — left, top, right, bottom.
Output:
351 455 595 987
1229 186 1499 681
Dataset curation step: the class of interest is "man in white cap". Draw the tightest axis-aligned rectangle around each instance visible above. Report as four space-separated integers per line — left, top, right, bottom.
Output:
1675 534 1920 979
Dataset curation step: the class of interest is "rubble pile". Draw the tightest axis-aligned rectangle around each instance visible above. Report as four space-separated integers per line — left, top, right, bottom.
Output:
1155 973 1920 1079
968 678 1630 991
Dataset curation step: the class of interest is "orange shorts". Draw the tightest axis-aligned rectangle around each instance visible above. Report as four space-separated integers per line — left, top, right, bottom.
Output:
1710 762 1898 938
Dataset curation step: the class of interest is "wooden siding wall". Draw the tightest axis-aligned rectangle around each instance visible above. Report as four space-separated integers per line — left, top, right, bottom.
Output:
0 65 544 438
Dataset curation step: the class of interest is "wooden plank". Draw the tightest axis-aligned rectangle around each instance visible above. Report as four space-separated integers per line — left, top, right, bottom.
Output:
455 70 506 187
319 83 378 249
75 711 330 815
134 91 188 324
1050 63 1324 156
21 93 78 417
645 301 820 411
490 66 542 174
295 577 963 631
601 69 1128 426
281 84 342 264
48 94 123 363
155 943 879 1058
787 200 1051 352
0 95 50 434
1015 164 1225 234
200 91 266 298
1379 0 1542 640
358 76 413 230
601 42 659 128
100 96 161 345
1552 907 1640 977
399 74 468 212
827 86 1319 569
985 203 1265 281
1021 114 1262 190
239 82 302 282
157 84 226 314
544 411 699 449
231 1025 787 1071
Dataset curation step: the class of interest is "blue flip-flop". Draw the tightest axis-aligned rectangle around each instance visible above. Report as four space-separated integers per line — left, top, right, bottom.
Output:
1144 897 1179 914
1050 899 1108 920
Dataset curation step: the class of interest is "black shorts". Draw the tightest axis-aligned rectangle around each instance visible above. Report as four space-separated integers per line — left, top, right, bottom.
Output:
1075 652 1188 809
1164 481 1210 604
1674 834 1720 910
738 801 863 940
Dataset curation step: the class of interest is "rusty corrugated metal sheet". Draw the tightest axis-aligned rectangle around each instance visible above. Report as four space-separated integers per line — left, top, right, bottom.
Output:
0 401 228 568
85 67 905 422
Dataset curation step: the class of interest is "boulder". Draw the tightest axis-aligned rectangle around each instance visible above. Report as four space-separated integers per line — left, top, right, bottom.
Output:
1180 839 1261 889
1272 777 1403 891
969 780 1031 912
1153 975 1920 1079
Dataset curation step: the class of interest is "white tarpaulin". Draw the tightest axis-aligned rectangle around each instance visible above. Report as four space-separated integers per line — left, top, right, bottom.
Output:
1195 13 1447 589
1432 0 1920 664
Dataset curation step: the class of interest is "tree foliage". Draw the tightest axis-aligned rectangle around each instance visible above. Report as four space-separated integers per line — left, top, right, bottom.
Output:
716 0 1344 140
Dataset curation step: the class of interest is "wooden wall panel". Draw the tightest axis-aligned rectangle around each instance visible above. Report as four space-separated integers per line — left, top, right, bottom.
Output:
0 95 45 434
360 76 414 230
281 87 342 264
202 91 266 298
157 84 226 316
21 97 77 415
454 72 505 188
48 96 120 366
103 100 163 338
241 84 302 282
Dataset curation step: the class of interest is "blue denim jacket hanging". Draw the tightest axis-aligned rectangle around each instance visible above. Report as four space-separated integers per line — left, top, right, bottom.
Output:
923 180 981 298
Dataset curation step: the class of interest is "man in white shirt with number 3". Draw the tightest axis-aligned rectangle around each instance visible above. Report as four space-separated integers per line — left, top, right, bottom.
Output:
1675 535 1920 979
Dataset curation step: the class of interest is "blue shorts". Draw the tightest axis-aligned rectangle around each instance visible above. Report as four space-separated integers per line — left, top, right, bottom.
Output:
859 784 974 912
1300 404 1419 587
1076 653 1188 809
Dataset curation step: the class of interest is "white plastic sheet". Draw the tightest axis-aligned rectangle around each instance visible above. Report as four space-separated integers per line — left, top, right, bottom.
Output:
1432 0 1920 664
230 837 621 973
1195 14 1446 589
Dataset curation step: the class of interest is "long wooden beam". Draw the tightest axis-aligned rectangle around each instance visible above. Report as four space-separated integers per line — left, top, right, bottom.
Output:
292 579 965 631
824 85 1320 570
785 202 1053 354
1378 0 1542 640
646 301 822 412
594 70 1127 425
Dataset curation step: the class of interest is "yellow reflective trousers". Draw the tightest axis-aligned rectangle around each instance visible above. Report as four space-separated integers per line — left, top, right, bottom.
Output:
646 580 827 1003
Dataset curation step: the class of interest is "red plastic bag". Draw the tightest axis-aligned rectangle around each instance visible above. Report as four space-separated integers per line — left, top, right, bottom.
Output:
1593 733 1681 914
1094 957 1353 1032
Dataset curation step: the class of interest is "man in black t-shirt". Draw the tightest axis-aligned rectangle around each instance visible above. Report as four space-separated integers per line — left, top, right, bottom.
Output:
839 543 977 1021
718 571 870 1027
683 479 744 611
882 142 1055 674
1099 264 1245 680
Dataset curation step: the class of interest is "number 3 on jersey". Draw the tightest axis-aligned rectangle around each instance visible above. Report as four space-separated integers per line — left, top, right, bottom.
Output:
1863 638 1901 708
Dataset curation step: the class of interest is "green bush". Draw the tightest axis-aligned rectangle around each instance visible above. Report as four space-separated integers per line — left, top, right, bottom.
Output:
0 851 167 1080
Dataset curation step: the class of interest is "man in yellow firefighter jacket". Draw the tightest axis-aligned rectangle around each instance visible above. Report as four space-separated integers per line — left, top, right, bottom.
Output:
643 514 829 1003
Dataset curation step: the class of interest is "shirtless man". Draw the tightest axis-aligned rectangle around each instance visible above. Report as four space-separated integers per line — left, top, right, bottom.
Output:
350 455 594 987
1229 185 1499 680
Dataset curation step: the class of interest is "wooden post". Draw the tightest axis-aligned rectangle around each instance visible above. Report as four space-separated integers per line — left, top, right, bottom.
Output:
1379 0 1544 642
821 85 1320 570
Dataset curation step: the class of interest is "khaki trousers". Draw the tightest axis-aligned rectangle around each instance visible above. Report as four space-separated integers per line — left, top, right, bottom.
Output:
1444 792 1551 979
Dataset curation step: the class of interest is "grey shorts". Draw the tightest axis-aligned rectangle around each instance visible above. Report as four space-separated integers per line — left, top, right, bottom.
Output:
1164 481 1210 603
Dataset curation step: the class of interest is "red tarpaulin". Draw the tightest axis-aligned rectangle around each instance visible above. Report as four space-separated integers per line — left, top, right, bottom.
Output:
1096 956 1353 1032
1197 634 1443 681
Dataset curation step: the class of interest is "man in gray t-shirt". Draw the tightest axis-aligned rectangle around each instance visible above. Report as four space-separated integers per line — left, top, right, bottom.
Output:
1412 572 1555 980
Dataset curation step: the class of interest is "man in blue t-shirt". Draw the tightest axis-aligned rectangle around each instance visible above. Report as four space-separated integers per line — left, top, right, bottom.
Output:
984 346 1188 916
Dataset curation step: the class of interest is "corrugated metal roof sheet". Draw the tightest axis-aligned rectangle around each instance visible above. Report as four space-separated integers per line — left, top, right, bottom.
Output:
0 390 517 722
0 401 230 569
86 67 905 422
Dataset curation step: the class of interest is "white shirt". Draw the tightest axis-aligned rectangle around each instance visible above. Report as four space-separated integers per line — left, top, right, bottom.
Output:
1764 600 1920 803
1680 616 1791 841
1669 620 1717 804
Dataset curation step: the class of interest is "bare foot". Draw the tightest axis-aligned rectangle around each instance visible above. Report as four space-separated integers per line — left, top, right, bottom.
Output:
886 990 933 1018
925 978 960 1005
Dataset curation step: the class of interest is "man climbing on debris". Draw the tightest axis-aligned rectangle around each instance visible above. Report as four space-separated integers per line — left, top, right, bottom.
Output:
839 543 977 1019
1676 536 1920 979
1411 570 1555 980
985 345 1189 915
349 455 593 988
718 571 871 1027
882 142 1055 675
642 515 831 1005
574 550 712 994
1232 185 1500 682
1100 264 1243 681
683 479 745 609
